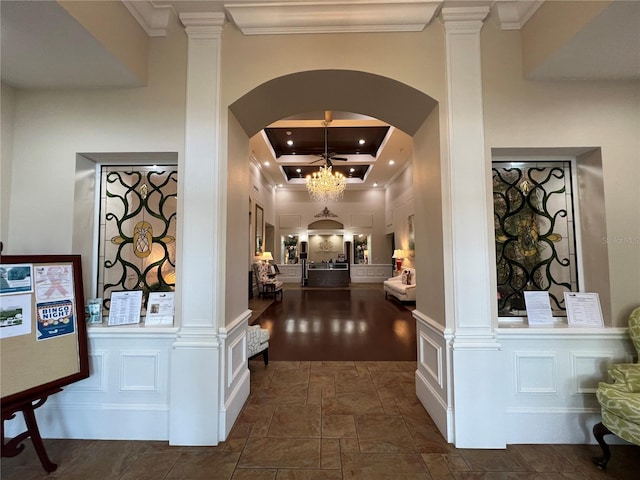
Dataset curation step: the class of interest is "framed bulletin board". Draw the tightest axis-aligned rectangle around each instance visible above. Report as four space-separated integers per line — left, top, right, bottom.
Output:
1 255 89 472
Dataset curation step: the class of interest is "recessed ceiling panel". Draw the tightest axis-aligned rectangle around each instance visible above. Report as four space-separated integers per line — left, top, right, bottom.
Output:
265 126 389 158
282 165 370 182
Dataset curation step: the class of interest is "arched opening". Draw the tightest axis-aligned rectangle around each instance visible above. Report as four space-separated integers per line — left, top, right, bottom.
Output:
227 68 444 357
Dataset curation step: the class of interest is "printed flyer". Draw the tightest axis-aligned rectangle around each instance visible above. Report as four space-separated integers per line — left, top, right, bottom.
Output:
0 264 34 295
36 299 76 340
35 264 74 302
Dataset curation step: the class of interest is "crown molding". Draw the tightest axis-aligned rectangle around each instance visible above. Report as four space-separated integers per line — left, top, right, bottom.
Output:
122 0 172 37
494 0 543 30
224 1 443 35
180 12 226 38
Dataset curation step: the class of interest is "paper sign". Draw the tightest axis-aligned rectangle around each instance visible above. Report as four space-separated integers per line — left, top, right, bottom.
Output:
36 299 76 340
524 291 554 326
0 294 32 339
145 292 175 326
108 291 143 326
0 264 34 295
564 292 604 327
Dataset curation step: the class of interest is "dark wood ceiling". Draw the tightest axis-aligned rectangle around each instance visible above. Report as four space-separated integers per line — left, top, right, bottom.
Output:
264 126 389 158
282 164 370 181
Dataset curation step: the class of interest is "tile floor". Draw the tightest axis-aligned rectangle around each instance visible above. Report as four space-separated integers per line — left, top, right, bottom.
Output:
2 360 639 479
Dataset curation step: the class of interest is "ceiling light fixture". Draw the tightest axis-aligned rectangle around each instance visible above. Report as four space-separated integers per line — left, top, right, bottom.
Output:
306 112 347 203
306 165 346 203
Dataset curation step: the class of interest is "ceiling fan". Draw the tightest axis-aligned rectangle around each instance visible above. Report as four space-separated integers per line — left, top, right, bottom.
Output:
309 111 348 166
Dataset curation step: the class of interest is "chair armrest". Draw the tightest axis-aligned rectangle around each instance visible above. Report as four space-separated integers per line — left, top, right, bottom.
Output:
608 363 640 393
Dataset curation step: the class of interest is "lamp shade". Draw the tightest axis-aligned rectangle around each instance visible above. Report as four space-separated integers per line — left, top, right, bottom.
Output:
392 249 404 259
261 251 273 261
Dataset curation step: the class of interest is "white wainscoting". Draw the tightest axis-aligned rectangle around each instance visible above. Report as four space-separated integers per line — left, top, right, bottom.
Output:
350 264 393 283
412 312 634 447
218 310 251 439
277 264 302 283
497 326 634 444
413 309 454 442
4 326 178 440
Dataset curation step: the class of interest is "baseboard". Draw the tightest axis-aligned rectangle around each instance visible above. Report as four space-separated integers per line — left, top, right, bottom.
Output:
4 403 170 440
505 408 629 445
415 369 452 442
219 367 250 439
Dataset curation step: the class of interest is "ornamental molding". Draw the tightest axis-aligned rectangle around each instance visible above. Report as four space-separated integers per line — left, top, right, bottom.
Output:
122 0 172 37
224 1 443 35
494 0 543 31
441 6 490 32
180 12 226 37
315 207 338 218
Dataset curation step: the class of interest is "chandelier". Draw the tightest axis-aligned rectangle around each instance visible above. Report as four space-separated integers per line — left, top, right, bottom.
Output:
305 112 347 202
306 165 346 203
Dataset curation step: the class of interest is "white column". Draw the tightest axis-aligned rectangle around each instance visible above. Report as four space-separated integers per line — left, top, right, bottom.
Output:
169 12 226 446
442 7 506 448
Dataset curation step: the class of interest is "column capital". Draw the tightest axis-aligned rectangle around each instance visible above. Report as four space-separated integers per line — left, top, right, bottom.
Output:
180 12 225 38
441 6 489 33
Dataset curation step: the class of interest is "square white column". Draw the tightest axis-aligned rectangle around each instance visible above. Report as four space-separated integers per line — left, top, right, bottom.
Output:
442 6 506 448
169 12 226 446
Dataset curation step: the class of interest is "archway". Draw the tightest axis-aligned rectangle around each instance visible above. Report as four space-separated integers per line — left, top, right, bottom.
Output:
228 68 444 343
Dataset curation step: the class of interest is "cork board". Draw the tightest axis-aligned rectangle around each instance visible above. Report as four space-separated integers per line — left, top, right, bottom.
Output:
1 255 89 406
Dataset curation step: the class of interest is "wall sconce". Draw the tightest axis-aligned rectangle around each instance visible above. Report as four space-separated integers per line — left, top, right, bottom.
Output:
392 249 405 271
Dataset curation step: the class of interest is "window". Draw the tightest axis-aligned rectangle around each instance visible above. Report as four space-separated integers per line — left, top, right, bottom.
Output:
493 160 578 317
97 166 177 313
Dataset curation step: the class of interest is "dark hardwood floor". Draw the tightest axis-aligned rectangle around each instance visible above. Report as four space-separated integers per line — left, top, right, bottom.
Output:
252 284 417 361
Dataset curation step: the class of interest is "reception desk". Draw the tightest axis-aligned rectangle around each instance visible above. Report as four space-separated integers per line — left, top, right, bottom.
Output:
307 262 350 287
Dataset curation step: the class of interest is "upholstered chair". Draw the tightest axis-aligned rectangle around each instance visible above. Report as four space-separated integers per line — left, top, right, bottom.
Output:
592 306 640 468
247 324 269 365
253 262 283 300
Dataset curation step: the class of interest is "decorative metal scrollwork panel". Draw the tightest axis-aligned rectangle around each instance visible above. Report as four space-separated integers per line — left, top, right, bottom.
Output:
493 161 578 316
98 166 177 311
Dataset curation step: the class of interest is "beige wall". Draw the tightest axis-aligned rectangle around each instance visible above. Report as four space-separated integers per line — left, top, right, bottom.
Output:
385 163 415 268
1 83 16 246
226 113 252 322
521 0 611 77
481 20 640 325
5 16 186 255
58 0 149 84
220 24 447 119
413 106 446 326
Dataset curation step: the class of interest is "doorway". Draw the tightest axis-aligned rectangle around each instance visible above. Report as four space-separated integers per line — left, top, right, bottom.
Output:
230 69 441 360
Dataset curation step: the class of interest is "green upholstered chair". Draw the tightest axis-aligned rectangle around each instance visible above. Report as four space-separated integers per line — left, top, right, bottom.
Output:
592 306 640 468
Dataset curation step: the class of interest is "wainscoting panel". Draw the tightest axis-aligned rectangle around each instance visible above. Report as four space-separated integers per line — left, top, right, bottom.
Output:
65 350 108 393
419 331 443 388
570 352 614 394
413 310 453 442
3 327 177 440
351 213 373 228
120 351 160 392
497 327 633 444
219 311 251 439
279 214 302 228
278 264 302 283
350 264 392 283
514 352 557 395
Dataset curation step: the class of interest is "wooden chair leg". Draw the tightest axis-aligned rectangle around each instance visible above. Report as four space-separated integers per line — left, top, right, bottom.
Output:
262 348 269 365
592 422 612 469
